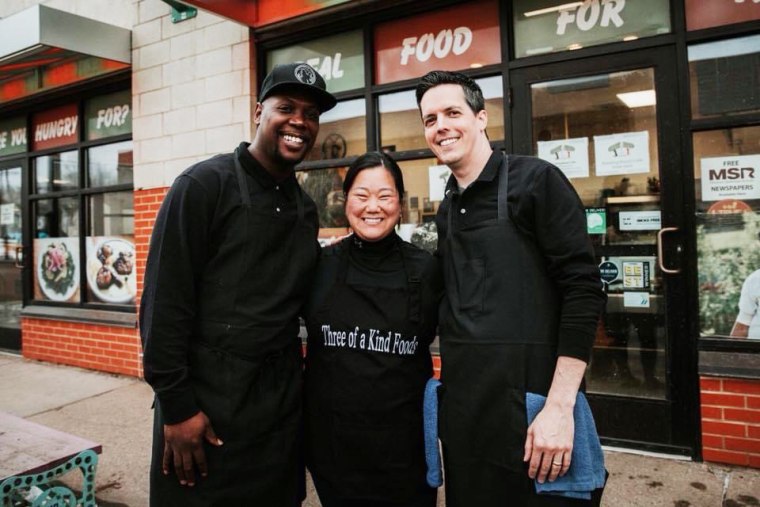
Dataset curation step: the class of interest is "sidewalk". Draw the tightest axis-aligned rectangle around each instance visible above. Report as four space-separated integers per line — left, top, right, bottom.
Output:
1 352 758 507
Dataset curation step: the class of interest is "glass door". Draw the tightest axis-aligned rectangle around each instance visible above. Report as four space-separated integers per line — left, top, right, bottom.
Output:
512 47 697 454
0 162 24 351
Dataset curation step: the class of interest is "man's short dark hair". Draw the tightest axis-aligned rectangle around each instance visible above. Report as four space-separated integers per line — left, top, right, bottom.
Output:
415 70 485 114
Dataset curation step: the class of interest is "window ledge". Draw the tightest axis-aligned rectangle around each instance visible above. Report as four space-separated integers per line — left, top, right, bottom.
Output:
21 305 137 328
699 350 760 380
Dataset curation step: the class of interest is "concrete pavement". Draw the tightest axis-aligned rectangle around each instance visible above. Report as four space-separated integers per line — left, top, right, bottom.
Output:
1 352 759 507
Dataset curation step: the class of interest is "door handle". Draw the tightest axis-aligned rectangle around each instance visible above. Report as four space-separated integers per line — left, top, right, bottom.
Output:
14 246 23 269
657 227 680 275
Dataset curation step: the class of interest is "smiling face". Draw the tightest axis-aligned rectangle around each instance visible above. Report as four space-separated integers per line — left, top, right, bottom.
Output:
345 166 401 242
250 90 320 176
419 83 489 172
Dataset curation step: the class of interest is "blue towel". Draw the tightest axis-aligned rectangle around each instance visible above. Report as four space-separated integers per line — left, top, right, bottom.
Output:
423 378 443 487
525 392 606 500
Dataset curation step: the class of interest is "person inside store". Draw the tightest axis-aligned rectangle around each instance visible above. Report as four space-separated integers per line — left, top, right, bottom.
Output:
303 151 442 507
416 70 607 506
730 232 760 339
139 62 336 506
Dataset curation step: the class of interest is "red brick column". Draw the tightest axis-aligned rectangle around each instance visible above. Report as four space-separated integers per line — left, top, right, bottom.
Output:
700 376 760 468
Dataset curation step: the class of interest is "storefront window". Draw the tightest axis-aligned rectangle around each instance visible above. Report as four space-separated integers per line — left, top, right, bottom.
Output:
33 198 81 303
379 76 504 153
513 0 671 58
87 141 134 187
267 31 365 94
694 126 760 339
373 0 500 85
34 151 79 193
29 92 133 307
0 116 27 156
306 99 366 162
685 0 760 31
86 142 135 306
688 35 760 121
530 68 667 399
397 158 442 253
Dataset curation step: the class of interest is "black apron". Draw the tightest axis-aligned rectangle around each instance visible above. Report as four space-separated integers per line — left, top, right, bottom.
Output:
304 238 433 503
438 155 571 506
150 148 317 507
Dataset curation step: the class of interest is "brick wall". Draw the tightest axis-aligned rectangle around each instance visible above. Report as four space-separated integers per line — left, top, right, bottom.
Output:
22 319 141 377
700 376 760 468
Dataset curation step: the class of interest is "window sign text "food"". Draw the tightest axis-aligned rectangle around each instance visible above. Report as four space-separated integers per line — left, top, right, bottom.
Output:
400 27 473 65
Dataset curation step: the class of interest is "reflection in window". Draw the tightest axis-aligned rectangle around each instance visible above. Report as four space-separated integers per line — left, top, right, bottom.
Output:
688 35 760 120
0 167 22 259
298 167 349 232
531 68 666 398
379 76 504 153
34 151 79 194
531 69 659 207
89 191 134 236
88 141 134 187
35 198 79 238
694 126 760 338
305 99 366 162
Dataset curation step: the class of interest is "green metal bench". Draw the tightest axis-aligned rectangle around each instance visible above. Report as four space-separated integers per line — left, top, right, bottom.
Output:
0 412 101 507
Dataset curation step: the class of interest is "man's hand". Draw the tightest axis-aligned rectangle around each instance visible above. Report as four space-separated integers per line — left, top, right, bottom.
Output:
162 411 223 486
523 356 587 484
524 401 574 483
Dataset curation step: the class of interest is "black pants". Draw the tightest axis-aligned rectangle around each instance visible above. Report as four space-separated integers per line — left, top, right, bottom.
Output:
312 475 437 507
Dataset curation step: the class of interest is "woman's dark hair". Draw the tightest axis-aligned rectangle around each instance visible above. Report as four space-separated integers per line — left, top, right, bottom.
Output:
415 70 485 114
343 151 405 198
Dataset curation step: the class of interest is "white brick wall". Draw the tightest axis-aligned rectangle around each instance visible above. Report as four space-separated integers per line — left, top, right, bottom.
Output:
132 0 253 190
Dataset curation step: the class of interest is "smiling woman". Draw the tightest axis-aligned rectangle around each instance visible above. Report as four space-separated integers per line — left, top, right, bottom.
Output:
303 150 442 507
343 152 404 242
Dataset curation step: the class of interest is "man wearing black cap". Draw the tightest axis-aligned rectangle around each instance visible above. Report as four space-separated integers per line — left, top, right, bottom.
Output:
140 63 336 506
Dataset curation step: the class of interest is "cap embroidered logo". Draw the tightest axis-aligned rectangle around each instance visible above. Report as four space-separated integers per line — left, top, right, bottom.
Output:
294 64 317 85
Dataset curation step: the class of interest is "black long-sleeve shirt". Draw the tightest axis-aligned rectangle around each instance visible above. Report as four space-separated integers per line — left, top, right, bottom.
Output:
140 142 319 424
435 150 605 361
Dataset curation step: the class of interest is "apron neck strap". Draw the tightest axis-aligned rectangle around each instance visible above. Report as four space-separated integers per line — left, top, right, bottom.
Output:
497 153 509 221
295 183 305 221
234 146 251 208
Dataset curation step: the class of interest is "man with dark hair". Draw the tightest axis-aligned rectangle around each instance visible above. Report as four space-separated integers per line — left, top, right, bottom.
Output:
141 63 336 506
416 70 606 505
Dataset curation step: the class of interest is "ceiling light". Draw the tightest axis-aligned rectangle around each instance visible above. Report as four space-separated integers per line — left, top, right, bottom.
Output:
524 2 583 17
617 90 656 108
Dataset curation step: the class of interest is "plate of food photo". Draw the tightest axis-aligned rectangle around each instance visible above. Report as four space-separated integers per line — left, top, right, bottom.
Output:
37 240 78 302
86 237 136 304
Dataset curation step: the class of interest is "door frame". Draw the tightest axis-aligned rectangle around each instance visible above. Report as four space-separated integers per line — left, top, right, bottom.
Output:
0 157 29 351
510 45 700 457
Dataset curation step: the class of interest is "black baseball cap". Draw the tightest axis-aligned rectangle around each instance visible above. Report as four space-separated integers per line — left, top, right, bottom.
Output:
259 63 337 113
